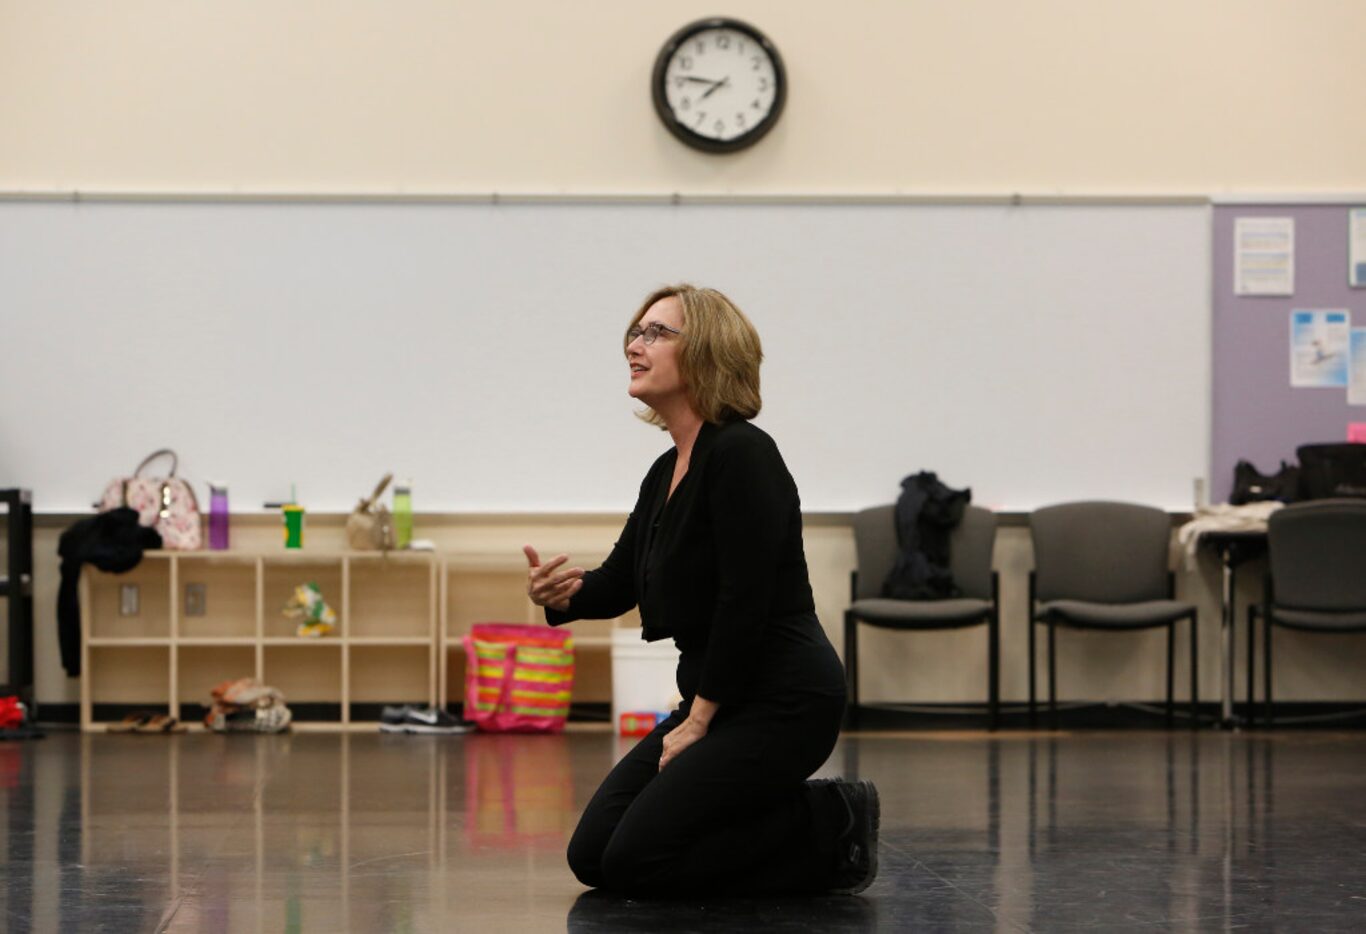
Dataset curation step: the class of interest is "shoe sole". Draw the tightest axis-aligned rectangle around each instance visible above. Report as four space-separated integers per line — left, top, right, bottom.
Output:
833 780 880 896
396 722 473 734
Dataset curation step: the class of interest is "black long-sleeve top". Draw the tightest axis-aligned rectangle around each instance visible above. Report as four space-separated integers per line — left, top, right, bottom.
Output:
545 419 816 705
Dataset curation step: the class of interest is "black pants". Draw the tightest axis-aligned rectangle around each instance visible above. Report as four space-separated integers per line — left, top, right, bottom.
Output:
567 618 848 895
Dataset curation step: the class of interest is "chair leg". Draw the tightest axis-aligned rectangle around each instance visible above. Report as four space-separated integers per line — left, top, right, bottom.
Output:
1165 622 1175 728
1047 623 1058 730
1189 612 1199 729
1245 605 1258 728
1028 575 1037 726
1263 616 1273 727
988 612 1000 731
844 611 859 730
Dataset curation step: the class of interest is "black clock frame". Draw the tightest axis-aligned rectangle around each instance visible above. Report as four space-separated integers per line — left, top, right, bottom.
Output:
651 17 787 154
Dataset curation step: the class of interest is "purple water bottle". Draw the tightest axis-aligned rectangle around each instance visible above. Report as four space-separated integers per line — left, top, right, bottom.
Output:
209 484 230 550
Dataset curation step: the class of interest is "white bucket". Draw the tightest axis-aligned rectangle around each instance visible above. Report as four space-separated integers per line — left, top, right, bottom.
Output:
610 627 680 730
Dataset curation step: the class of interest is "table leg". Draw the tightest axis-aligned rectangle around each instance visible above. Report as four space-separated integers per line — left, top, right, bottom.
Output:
1221 551 1237 729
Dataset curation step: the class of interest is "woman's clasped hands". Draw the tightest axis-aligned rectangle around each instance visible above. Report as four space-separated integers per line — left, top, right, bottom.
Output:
523 545 585 612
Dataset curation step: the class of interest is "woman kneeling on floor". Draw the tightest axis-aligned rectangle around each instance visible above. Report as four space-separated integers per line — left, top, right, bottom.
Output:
525 284 879 896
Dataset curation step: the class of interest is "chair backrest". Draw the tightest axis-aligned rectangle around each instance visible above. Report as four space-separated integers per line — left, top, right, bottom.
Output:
1029 501 1170 604
851 503 997 601
1267 499 1366 610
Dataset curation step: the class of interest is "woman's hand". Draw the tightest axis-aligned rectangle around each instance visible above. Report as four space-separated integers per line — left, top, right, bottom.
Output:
659 696 718 771
523 545 584 612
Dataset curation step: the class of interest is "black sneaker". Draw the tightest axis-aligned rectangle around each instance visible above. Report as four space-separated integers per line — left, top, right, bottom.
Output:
392 707 474 735
378 705 413 732
829 779 880 895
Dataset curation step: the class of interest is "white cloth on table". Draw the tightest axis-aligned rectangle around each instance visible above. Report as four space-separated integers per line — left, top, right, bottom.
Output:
1176 501 1283 569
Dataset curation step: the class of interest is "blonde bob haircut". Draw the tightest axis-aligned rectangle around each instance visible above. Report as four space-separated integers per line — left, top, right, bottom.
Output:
626 284 763 429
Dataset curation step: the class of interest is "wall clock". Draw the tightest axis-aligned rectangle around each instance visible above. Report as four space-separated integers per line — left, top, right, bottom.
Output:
651 18 787 154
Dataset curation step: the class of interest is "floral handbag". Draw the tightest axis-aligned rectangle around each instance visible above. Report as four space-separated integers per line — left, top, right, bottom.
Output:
99 449 203 550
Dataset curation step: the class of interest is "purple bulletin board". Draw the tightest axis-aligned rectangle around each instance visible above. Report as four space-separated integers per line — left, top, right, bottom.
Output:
1212 204 1366 502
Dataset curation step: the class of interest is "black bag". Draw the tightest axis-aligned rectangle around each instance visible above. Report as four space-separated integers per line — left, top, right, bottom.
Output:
1229 460 1299 505
1296 443 1366 499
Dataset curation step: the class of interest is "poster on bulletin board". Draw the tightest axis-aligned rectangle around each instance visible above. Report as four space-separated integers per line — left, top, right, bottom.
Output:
1290 309 1350 388
1350 329 1366 405
1234 216 1294 295
1351 208 1366 288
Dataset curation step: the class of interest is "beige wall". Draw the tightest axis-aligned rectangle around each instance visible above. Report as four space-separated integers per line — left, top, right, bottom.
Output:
3 1 1365 194
8 2 1366 709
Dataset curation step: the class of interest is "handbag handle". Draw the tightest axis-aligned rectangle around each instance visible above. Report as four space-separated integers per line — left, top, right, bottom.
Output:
133 449 179 478
359 473 394 511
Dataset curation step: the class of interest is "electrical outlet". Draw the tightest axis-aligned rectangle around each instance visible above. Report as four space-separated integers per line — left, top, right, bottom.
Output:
184 582 207 617
119 584 140 616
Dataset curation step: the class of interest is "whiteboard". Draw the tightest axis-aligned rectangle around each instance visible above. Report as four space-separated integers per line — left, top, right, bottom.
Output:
0 199 1210 513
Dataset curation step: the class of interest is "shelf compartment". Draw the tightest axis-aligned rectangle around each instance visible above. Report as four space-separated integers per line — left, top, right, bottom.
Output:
443 644 470 707
348 645 431 710
262 644 342 709
571 642 612 703
262 559 342 639
348 558 433 640
88 645 170 708
445 569 532 637
177 645 256 709
172 555 258 639
87 560 171 640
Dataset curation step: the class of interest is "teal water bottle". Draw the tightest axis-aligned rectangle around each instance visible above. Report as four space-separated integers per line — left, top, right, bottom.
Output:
393 480 412 549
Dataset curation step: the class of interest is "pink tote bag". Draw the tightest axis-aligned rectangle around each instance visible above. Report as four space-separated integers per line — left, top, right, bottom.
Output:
463 623 574 733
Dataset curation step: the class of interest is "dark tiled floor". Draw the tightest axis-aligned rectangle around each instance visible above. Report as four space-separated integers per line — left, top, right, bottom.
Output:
1 729 1363 932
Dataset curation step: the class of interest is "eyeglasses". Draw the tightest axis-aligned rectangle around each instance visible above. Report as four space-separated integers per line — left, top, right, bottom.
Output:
626 322 684 345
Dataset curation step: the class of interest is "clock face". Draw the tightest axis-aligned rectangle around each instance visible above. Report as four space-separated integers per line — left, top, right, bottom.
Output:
652 18 786 153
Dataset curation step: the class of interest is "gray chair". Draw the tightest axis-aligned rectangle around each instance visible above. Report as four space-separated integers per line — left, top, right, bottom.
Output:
844 504 999 729
1250 499 1366 726
1028 502 1197 728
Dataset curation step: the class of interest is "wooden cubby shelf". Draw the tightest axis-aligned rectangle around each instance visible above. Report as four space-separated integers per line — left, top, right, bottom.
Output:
80 548 639 730
81 551 437 730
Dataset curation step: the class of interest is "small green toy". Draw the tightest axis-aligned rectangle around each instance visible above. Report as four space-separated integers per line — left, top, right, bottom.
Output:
283 582 337 638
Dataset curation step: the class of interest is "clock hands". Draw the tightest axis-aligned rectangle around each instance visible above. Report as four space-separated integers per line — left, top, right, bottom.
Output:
678 75 730 99
699 76 730 100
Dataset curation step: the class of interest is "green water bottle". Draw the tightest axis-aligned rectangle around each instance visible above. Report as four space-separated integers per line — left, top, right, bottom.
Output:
393 480 412 549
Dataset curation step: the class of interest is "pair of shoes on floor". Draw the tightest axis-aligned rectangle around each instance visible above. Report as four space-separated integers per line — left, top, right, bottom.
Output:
379 705 473 735
827 778 880 895
107 712 188 734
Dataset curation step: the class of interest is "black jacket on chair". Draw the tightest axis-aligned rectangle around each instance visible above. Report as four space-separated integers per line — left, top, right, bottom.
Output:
882 471 970 600
546 419 815 704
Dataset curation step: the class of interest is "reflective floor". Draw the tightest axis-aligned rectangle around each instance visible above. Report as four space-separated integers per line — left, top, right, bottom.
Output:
1 729 1363 932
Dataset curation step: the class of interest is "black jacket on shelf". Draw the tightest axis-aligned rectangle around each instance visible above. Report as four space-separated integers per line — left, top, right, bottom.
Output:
882 471 971 601
57 507 162 676
545 419 815 705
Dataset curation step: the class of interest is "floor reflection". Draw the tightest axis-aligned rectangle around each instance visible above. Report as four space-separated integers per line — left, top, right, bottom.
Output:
0 729 1362 932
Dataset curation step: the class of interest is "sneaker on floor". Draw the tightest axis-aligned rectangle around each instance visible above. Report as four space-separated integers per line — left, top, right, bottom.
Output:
829 779 880 895
390 707 473 735
378 705 414 732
